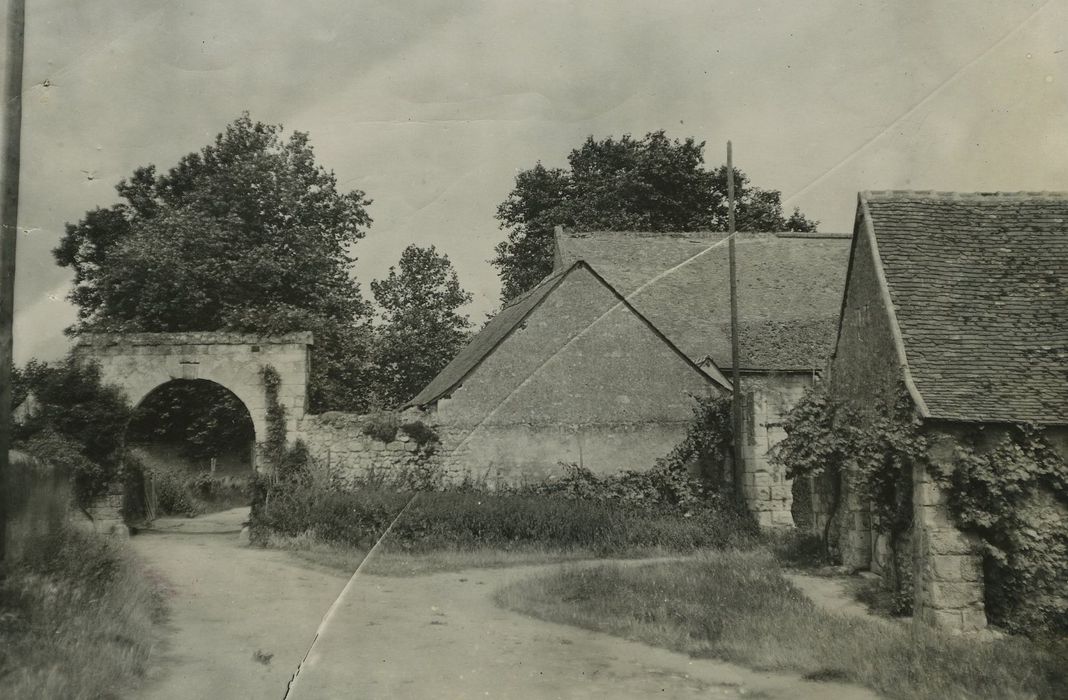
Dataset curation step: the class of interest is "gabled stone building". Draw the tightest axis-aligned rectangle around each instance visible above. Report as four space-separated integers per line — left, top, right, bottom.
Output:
555 230 852 526
405 260 729 481
828 190 1068 631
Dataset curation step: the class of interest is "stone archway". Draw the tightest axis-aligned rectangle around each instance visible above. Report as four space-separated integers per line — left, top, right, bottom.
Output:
73 332 313 458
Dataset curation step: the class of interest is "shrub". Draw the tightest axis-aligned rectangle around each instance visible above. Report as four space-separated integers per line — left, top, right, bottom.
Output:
251 485 758 555
659 393 733 486
398 420 438 447
768 529 832 569
13 356 131 508
124 455 252 520
519 461 720 512
0 525 164 699
362 411 399 442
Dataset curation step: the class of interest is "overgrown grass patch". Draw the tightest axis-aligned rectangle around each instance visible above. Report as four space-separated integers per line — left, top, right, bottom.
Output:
496 550 1067 700
252 486 758 555
267 530 685 577
0 526 166 699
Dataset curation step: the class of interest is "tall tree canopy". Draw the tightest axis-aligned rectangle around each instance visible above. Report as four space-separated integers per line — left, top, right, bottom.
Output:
370 245 472 407
492 131 818 301
54 114 374 412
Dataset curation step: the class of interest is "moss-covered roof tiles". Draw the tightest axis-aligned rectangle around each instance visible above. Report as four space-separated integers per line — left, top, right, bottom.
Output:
860 190 1068 424
556 230 852 371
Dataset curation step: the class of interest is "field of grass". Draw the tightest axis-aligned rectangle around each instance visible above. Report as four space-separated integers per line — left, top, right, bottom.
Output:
496 550 1068 700
0 526 165 699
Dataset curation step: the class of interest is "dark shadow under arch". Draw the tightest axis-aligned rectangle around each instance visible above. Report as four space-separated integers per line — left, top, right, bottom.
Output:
127 378 256 475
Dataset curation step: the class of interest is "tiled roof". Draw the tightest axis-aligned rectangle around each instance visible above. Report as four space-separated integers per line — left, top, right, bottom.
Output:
405 267 570 407
405 261 727 408
556 231 852 370
861 190 1068 424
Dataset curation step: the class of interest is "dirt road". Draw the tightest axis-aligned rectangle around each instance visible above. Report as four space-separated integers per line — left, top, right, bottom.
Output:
133 509 876 699
130 509 350 700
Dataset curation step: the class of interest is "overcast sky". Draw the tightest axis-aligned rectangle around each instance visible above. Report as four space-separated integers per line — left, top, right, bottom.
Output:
6 0 1067 363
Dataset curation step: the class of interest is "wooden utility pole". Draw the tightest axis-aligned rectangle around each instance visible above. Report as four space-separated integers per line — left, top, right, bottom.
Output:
0 0 27 570
726 142 744 499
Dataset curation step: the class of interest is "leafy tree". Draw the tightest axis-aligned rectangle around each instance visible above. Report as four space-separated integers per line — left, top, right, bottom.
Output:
54 114 375 416
370 245 473 406
13 356 131 506
127 381 255 463
493 131 818 301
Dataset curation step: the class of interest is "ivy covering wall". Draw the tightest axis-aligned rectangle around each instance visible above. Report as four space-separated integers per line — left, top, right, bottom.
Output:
773 380 1068 636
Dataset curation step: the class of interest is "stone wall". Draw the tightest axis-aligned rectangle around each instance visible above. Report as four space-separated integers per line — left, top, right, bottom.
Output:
74 332 312 455
296 412 697 488
434 420 693 484
912 449 987 632
425 266 721 480
295 412 447 486
738 372 815 528
826 217 910 567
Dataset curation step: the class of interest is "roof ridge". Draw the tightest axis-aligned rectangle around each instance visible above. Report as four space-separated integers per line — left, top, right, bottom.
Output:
499 268 568 312
863 189 1068 201
560 230 850 239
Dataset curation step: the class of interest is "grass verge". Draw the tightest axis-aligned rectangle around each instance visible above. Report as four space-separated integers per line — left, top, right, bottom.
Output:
0 526 166 699
266 531 684 577
496 550 1067 700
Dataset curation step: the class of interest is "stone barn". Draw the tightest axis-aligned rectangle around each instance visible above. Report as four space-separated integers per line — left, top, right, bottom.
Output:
405 260 730 482
554 229 852 526
826 190 1068 632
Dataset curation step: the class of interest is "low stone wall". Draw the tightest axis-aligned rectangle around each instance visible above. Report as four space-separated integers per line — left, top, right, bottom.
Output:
295 412 448 486
77 490 129 539
294 409 702 489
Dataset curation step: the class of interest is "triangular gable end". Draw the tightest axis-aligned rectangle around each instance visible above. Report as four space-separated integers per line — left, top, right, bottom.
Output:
406 260 730 409
830 191 930 417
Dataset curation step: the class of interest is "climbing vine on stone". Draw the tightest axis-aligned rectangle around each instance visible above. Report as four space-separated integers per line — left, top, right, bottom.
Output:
773 381 925 606
930 427 1068 636
259 365 287 469
659 394 734 489
774 381 925 531
776 379 1068 635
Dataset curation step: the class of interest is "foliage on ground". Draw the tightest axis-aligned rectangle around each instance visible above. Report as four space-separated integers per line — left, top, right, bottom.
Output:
0 525 165 699
252 484 756 555
124 454 252 520
497 551 1068 700
12 356 131 507
267 533 605 577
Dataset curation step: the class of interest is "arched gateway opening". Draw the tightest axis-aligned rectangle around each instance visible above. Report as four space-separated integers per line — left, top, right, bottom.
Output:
127 379 257 515
73 331 313 516
74 331 312 441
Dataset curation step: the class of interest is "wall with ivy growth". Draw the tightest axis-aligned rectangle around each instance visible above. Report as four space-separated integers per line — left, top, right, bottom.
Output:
824 219 913 570
776 377 1068 635
926 423 1068 636
294 410 447 487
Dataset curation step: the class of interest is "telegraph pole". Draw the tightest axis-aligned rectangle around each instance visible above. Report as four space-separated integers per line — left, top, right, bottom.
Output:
0 0 27 571
726 142 744 500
